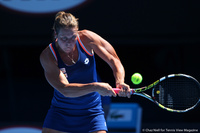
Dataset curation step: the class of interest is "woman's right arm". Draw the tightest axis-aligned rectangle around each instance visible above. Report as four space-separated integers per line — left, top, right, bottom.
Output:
39 47 116 98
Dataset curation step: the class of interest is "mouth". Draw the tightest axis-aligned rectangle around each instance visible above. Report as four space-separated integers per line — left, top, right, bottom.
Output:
63 47 72 52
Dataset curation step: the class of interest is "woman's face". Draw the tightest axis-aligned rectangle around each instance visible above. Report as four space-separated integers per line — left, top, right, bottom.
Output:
56 27 78 53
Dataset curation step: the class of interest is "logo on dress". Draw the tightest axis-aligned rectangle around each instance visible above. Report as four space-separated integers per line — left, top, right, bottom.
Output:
60 68 68 78
84 58 89 64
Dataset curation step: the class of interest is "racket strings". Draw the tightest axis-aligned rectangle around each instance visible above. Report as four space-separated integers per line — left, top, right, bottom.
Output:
154 76 200 110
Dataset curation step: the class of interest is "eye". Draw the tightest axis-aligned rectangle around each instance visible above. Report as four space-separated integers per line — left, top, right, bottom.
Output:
60 37 68 41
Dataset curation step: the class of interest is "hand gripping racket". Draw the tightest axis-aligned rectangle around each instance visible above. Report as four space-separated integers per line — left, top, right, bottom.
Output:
113 74 200 113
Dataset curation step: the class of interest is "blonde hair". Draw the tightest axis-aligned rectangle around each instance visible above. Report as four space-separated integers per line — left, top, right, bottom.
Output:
53 11 79 34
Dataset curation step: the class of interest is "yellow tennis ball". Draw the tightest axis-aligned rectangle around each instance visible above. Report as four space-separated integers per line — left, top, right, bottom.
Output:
131 73 143 85
156 90 160 94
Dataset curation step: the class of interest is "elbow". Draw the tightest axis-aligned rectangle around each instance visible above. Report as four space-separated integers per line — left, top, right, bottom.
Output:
56 87 78 98
56 88 70 97
55 86 71 97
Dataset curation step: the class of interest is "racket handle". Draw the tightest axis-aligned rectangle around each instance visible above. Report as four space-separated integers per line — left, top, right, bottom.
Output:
113 88 134 95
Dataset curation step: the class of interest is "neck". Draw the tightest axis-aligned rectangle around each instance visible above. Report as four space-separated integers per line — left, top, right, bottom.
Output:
67 45 77 64
56 42 77 65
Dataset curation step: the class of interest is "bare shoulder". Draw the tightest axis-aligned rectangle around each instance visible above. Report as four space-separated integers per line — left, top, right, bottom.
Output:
78 30 103 51
40 46 50 62
78 30 101 43
78 30 97 37
40 46 57 70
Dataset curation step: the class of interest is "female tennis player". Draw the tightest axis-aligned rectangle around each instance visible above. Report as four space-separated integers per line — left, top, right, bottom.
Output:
40 11 130 133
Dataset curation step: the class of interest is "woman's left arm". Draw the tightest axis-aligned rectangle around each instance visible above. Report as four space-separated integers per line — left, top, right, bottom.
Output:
83 30 131 98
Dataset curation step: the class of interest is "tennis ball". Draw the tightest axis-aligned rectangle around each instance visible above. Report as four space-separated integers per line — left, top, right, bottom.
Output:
156 90 160 94
131 73 143 85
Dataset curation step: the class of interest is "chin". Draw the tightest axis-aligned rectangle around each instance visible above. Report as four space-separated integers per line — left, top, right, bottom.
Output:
63 48 72 53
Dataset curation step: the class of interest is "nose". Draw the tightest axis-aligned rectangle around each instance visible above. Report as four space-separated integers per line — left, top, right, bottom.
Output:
65 40 75 48
66 40 74 45
66 38 76 43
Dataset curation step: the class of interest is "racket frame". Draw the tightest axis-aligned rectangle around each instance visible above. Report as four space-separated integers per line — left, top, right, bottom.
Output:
114 74 200 113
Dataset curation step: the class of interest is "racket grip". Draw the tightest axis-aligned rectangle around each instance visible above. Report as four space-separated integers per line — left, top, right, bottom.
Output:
113 88 134 95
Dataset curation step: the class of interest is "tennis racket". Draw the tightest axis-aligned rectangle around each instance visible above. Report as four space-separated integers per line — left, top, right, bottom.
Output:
113 74 200 113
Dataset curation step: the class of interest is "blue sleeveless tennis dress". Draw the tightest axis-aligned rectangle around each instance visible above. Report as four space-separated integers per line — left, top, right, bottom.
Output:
43 36 107 133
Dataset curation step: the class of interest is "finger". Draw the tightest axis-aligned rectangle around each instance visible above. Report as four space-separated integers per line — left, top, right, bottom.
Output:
111 89 117 97
123 85 130 98
127 92 131 98
125 88 131 98
118 90 126 97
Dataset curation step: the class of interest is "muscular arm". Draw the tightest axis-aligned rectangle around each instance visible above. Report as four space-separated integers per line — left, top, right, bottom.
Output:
40 47 116 97
82 31 126 84
80 30 130 97
93 36 125 85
